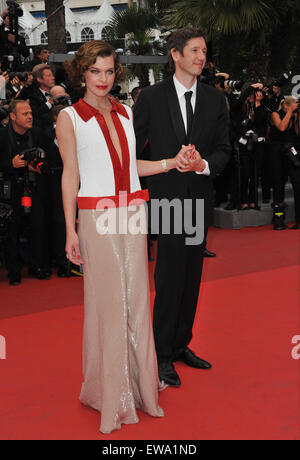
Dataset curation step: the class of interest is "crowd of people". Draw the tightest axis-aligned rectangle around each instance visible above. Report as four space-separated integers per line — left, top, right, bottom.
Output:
0 5 299 289
0 7 299 435
199 67 300 229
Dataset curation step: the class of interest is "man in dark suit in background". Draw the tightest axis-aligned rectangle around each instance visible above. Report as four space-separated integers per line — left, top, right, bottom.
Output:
30 46 50 68
29 64 55 129
133 27 230 386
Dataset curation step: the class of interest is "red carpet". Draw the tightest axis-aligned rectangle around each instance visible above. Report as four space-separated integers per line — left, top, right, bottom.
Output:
0 225 299 440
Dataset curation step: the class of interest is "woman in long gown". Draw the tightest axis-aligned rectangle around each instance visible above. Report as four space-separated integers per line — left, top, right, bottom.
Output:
56 40 192 434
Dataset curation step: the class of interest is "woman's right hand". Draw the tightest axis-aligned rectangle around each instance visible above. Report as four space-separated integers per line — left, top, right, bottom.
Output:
66 232 84 266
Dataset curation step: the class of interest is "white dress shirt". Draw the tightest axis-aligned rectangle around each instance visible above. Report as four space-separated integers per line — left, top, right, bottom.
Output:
173 75 210 176
40 88 53 110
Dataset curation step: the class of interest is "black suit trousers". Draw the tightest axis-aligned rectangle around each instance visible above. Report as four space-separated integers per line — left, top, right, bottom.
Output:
153 207 207 362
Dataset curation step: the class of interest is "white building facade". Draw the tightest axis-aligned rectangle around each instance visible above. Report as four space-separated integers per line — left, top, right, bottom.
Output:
3 1 138 47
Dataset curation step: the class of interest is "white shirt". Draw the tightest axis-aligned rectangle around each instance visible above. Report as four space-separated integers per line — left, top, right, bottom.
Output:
40 88 53 110
173 75 210 176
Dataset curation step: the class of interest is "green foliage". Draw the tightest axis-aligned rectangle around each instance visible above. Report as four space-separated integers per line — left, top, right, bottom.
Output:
105 7 163 86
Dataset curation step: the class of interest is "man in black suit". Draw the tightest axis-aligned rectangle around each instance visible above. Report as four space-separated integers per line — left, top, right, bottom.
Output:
0 100 50 284
133 27 230 386
29 64 55 129
30 46 50 68
0 7 29 70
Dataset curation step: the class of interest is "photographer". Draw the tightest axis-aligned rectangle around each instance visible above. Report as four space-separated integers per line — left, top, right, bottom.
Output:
231 83 268 209
269 96 300 229
0 5 29 71
30 64 55 129
0 99 50 284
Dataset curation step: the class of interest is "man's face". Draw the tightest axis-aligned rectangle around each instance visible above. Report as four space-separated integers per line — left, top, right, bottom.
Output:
38 49 50 63
38 69 55 90
272 85 280 96
171 37 207 79
11 103 33 131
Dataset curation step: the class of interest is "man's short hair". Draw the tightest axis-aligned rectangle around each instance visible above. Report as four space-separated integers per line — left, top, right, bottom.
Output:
32 64 51 80
8 99 29 115
34 45 49 58
167 27 207 70
131 86 141 101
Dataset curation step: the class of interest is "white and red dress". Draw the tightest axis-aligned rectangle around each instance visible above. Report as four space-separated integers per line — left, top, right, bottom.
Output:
62 98 164 434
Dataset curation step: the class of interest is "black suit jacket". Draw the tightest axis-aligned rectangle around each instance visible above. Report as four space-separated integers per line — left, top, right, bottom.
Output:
29 88 54 129
0 125 45 176
0 25 29 63
133 77 230 224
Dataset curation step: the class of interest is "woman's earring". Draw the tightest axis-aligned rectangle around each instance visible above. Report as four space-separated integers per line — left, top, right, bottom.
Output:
81 81 86 88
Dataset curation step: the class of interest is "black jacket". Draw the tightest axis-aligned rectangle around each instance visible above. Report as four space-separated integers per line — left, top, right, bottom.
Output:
133 77 230 223
0 124 45 177
29 88 54 129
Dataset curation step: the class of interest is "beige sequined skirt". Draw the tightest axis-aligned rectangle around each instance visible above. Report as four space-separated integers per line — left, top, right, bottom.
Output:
77 206 164 434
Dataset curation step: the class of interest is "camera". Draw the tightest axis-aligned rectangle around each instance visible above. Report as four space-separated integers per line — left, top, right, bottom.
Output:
6 0 23 18
293 98 300 113
21 147 49 175
52 95 72 107
110 85 127 101
21 147 45 163
284 143 300 168
8 71 28 82
0 71 28 82
225 80 244 92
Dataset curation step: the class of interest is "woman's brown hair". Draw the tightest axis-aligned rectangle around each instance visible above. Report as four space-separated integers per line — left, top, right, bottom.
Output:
64 40 126 93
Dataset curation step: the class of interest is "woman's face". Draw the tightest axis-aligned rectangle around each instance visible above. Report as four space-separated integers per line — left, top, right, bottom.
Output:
255 90 264 102
84 55 116 98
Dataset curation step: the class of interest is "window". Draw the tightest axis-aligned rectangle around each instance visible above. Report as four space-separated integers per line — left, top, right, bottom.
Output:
81 27 94 43
41 31 48 45
66 30 71 43
101 27 109 41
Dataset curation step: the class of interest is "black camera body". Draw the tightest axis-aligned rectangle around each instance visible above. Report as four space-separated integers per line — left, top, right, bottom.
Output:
284 143 300 168
53 95 72 107
110 85 127 101
21 147 45 163
7 1 23 18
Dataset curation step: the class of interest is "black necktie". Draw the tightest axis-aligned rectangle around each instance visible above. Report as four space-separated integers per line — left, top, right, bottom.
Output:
184 91 194 142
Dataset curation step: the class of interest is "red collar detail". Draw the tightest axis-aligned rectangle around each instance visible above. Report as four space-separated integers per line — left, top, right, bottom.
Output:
73 98 129 122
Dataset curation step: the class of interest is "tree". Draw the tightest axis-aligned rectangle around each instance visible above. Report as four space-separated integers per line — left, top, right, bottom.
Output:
163 0 300 80
106 7 161 86
44 0 67 54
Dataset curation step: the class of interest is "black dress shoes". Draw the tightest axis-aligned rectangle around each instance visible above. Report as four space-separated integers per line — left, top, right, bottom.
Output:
204 248 216 258
158 361 181 387
177 348 212 369
9 273 21 286
28 267 51 280
289 223 300 230
57 265 70 278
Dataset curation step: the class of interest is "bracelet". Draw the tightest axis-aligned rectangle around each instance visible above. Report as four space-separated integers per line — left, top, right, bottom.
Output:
161 159 167 171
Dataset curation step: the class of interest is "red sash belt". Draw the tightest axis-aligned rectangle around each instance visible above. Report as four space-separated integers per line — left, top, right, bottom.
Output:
77 189 149 210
